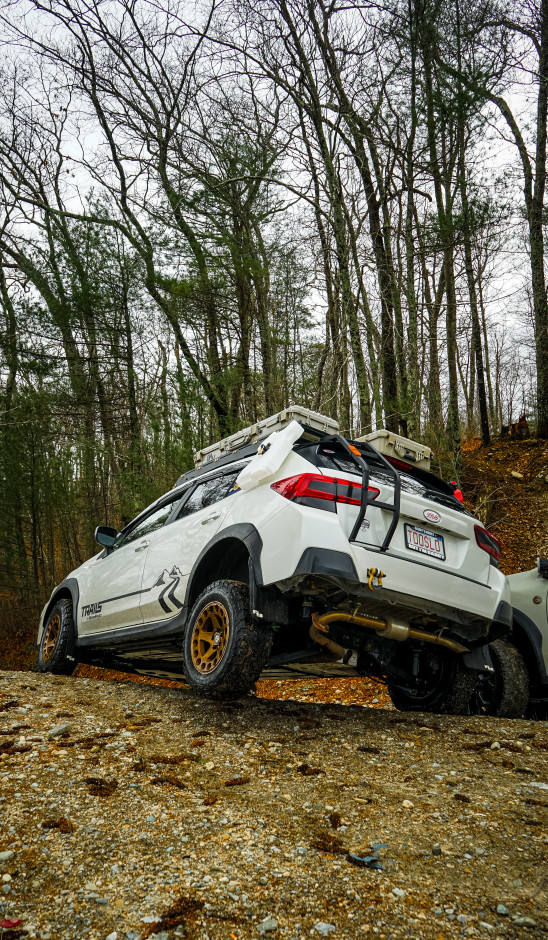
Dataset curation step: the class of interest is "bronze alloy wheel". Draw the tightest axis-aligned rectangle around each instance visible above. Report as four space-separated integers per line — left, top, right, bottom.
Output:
42 613 61 662
191 602 230 674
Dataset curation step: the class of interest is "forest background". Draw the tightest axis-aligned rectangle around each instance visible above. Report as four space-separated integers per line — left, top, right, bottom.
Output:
0 0 547 638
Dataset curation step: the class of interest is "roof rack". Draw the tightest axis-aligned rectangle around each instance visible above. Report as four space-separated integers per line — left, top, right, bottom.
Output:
175 406 339 487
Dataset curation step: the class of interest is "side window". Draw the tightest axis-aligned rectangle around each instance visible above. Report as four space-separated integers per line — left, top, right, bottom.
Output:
176 471 240 520
116 497 181 549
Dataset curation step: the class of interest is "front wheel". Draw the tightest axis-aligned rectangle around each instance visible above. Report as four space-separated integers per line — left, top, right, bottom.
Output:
37 599 76 675
387 649 477 715
469 639 529 718
182 580 273 700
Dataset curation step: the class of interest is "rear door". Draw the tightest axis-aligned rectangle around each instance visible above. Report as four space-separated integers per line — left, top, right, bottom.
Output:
140 469 241 624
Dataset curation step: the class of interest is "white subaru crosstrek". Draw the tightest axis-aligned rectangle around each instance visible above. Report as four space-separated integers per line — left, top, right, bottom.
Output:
36 408 512 712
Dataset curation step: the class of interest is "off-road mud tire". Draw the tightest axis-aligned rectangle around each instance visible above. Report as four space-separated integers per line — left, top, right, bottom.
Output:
37 598 76 676
387 653 478 715
471 639 529 718
182 580 273 700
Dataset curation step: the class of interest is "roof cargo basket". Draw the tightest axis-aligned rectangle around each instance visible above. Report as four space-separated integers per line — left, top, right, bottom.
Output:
194 406 339 470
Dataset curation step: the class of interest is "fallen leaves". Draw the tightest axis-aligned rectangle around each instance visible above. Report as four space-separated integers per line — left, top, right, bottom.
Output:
310 831 346 854
149 753 200 764
296 763 324 776
224 776 250 787
0 700 19 712
83 776 118 797
140 895 204 939
150 775 187 790
41 817 75 832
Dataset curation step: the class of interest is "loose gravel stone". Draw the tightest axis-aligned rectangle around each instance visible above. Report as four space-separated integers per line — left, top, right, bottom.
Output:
257 916 278 934
47 722 71 738
0 669 546 940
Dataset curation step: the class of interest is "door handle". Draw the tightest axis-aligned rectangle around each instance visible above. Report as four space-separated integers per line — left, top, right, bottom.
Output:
134 541 149 552
201 512 221 525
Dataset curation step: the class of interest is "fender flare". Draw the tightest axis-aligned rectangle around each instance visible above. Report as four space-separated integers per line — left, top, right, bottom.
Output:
37 578 80 660
511 607 547 682
181 523 264 625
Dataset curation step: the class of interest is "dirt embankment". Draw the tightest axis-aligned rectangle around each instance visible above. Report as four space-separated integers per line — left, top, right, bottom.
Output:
0 671 546 940
461 437 548 575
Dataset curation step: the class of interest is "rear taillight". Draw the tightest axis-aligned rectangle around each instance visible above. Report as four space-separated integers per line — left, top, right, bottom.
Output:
474 525 501 563
270 473 379 508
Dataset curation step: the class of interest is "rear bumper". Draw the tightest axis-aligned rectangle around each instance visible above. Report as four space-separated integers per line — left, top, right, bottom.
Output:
294 544 510 641
258 501 511 639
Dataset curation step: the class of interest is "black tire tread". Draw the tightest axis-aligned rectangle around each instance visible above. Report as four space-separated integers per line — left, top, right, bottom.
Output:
182 580 272 700
37 598 76 676
490 639 529 718
387 656 477 715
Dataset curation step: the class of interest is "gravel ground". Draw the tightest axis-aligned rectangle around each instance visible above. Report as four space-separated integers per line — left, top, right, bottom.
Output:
0 670 547 940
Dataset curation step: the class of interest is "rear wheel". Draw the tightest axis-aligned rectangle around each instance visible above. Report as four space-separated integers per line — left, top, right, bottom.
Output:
387 649 477 714
469 639 529 718
37 599 76 676
182 580 273 699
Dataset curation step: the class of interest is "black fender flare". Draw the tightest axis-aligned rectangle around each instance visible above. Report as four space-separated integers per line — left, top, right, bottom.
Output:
181 523 264 626
511 607 547 683
37 578 80 660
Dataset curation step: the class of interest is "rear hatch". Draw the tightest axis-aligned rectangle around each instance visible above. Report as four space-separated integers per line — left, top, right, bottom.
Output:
295 439 499 586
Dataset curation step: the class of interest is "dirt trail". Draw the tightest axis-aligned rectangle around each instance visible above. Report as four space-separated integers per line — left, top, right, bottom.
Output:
0 671 546 940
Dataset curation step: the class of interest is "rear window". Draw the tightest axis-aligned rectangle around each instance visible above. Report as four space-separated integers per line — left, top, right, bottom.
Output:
176 469 240 519
296 440 468 512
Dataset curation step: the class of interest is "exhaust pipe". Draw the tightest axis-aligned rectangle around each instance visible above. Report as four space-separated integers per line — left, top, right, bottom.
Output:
311 610 468 655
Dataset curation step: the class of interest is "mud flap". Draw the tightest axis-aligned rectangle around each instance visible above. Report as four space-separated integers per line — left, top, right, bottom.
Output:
463 644 495 673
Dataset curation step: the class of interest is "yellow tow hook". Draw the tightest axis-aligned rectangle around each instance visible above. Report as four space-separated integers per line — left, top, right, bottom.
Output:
367 567 385 592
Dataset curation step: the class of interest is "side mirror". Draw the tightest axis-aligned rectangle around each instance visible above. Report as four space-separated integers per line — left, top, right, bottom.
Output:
537 557 548 579
95 525 117 548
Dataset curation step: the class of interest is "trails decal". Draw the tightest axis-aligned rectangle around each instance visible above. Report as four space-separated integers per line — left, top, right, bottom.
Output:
81 602 102 619
80 565 183 619
152 566 184 614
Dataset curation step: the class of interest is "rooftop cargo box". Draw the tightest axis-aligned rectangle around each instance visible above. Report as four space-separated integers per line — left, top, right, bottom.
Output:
194 406 340 469
357 429 433 471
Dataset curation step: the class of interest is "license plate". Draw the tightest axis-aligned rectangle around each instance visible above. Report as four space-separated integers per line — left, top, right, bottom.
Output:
404 524 445 560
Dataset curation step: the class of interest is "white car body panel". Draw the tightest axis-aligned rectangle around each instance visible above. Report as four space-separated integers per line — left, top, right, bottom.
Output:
139 498 229 625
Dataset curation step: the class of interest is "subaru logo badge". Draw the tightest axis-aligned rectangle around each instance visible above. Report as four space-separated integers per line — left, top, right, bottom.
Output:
423 509 441 524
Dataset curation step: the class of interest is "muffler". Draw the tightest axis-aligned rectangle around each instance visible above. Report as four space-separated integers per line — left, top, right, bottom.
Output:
311 610 468 655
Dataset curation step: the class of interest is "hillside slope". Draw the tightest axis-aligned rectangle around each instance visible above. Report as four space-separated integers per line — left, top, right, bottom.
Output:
461 438 548 575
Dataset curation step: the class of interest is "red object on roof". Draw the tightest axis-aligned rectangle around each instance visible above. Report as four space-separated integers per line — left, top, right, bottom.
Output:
450 480 464 503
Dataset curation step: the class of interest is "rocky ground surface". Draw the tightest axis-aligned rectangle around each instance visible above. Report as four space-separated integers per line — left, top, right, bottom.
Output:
0 671 546 940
